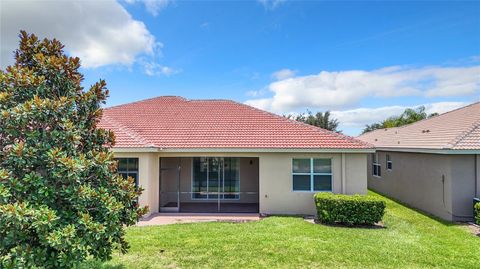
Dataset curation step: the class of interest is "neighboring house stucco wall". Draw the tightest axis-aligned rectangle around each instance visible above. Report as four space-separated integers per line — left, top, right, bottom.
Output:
450 155 478 220
114 151 368 216
367 151 478 221
477 155 480 200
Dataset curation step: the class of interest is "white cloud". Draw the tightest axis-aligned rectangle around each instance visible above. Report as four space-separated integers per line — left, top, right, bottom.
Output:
141 60 181 76
246 88 267 97
258 0 286 10
124 0 172 16
245 98 273 110
331 102 466 129
0 0 158 69
272 68 296 80
245 65 480 112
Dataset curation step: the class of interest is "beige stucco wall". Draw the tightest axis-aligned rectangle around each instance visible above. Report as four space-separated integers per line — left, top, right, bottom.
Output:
367 151 478 221
113 151 368 216
258 153 367 215
114 152 160 214
345 153 368 195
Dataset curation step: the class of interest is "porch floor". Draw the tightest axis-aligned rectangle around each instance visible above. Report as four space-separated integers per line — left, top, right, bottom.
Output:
138 212 261 226
163 202 259 213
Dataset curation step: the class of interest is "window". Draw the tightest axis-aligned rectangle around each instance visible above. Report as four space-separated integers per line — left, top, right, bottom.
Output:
192 157 240 200
116 158 139 186
386 154 392 171
372 154 381 177
292 158 332 192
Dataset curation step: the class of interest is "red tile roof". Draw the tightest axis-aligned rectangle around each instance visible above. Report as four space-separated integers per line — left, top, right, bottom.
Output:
357 102 480 150
98 96 372 150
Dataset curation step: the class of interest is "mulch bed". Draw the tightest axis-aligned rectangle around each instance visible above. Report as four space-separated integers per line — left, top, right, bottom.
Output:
463 222 480 237
303 217 386 229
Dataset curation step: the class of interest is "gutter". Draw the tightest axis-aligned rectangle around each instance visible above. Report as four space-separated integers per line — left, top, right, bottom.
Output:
111 147 375 154
112 147 161 153
375 147 480 155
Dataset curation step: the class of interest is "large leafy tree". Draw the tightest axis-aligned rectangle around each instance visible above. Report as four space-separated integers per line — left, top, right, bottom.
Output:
286 110 341 132
0 32 146 268
362 106 438 134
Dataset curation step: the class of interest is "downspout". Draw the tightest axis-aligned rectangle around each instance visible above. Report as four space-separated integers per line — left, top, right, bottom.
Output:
475 154 479 198
341 153 346 194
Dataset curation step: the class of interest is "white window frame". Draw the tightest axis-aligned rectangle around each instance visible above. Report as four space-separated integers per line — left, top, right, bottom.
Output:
386 154 392 171
372 153 381 178
292 158 333 192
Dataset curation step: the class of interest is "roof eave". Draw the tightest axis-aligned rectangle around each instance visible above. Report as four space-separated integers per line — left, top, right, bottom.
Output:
111 147 375 154
112 147 161 153
375 147 480 154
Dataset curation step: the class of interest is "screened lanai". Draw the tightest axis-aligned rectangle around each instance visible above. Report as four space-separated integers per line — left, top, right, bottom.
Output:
159 157 259 213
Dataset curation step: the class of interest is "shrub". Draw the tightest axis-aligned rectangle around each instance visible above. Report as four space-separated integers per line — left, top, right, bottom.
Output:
0 32 147 268
475 203 480 225
314 193 386 226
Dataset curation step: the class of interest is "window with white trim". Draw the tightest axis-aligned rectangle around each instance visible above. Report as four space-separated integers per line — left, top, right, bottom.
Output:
372 154 381 177
386 154 392 171
292 158 332 191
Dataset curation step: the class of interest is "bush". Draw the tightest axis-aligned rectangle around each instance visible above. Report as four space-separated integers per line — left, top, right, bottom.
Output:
0 32 147 268
475 203 480 225
314 193 386 226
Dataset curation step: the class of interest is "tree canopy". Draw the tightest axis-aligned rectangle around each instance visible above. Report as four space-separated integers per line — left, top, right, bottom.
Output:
0 32 146 268
286 110 341 132
362 106 438 134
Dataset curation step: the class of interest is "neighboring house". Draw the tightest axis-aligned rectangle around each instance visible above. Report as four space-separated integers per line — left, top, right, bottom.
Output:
99 96 373 216
358 102 480 222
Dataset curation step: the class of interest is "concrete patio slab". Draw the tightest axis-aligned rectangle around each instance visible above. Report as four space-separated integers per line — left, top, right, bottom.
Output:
137 213 261 226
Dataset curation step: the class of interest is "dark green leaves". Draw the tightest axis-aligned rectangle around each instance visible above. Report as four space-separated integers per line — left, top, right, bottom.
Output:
314 192 386 226
0 32 146 268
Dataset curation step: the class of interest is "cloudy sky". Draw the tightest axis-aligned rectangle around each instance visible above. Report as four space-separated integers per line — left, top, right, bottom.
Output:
1 0 479 135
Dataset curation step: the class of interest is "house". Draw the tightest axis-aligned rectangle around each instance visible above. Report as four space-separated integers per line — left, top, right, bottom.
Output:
358 102 480 221
98 96 373 216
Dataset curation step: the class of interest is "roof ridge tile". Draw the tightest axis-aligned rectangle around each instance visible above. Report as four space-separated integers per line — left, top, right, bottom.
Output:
448 118 480 149
101 114 155 148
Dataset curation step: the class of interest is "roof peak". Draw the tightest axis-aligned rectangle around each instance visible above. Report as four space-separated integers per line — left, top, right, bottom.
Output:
105 96 245 110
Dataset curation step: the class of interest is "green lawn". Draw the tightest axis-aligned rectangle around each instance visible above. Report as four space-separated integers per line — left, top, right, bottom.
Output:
83 192 480 269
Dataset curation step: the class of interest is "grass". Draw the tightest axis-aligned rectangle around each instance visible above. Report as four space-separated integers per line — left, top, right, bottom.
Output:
83 191 480 269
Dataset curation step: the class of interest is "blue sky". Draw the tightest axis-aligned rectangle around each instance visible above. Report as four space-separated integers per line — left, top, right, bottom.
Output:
1 0 479 135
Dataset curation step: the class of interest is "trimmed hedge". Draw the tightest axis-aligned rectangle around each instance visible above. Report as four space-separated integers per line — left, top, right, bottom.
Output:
314 193 386 226
475 203 480 225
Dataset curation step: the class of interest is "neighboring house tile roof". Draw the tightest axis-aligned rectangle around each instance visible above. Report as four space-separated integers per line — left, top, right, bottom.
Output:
357 102 480 150
98 96 372 150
